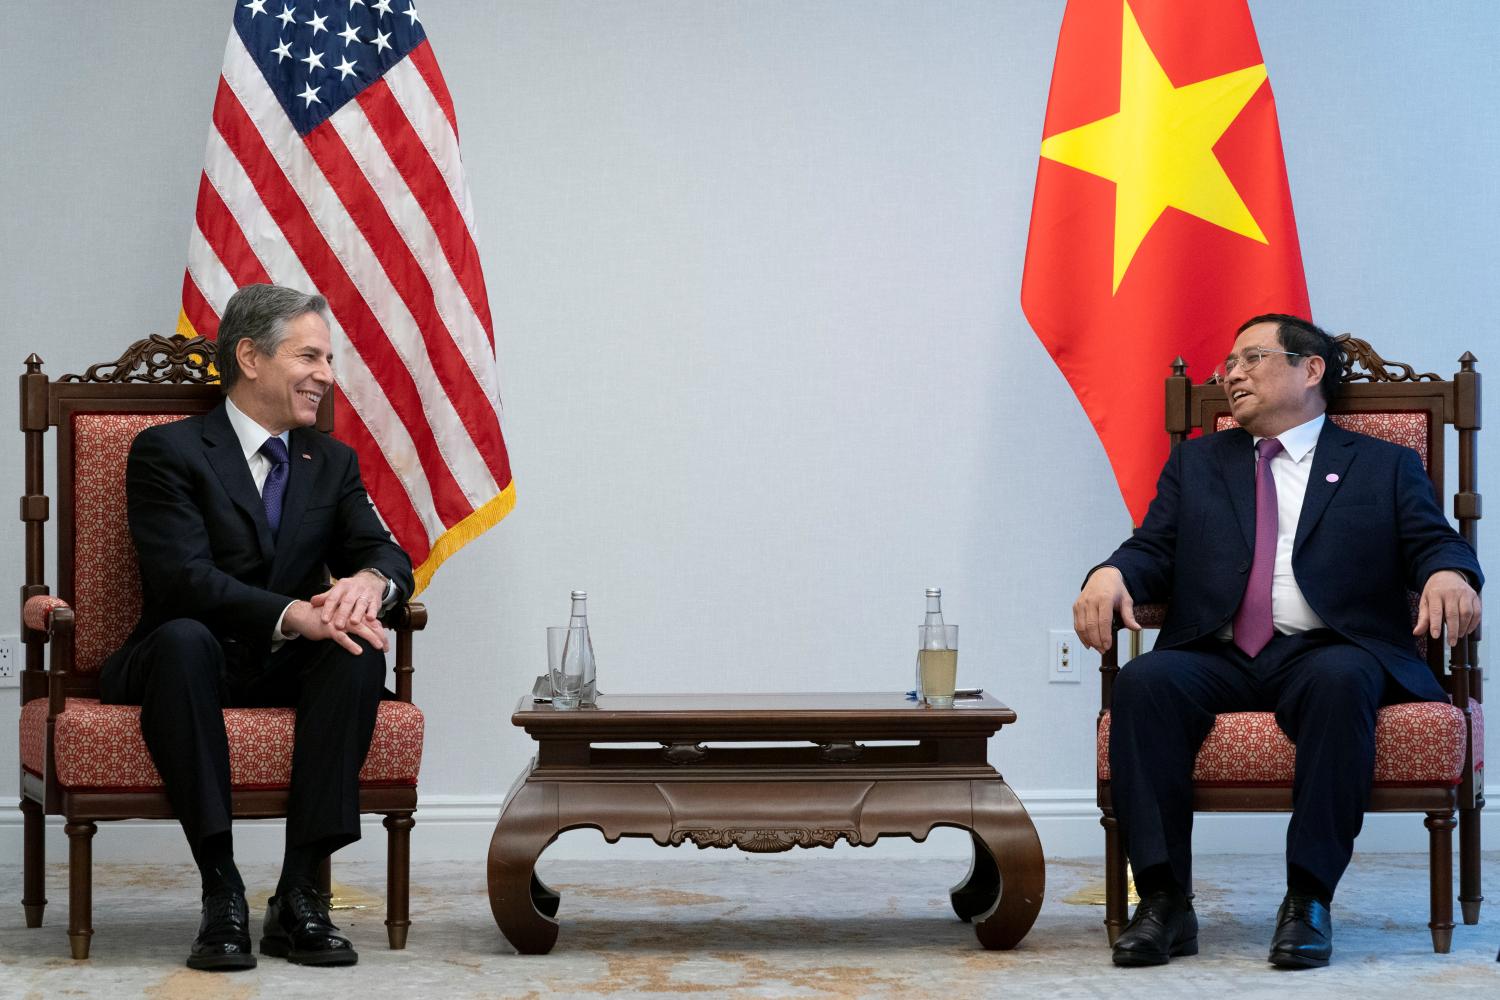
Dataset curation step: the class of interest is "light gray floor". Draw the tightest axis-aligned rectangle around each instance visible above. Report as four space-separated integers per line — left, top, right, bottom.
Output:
1 852 1496 998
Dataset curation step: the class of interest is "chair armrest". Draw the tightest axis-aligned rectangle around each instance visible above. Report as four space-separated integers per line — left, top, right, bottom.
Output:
21 601 75 717
391 600 428 633
390 601 426 703
1100 602 1168 710
1129 603 1168 630
22 594 71 636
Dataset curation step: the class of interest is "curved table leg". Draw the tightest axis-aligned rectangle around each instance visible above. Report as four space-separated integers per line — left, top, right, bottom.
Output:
487 779 562 954
968 781 1045 950
531 873 561 919
950 831 1000 922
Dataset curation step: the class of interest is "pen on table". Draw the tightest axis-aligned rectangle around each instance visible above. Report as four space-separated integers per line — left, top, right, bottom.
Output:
906 688 984 700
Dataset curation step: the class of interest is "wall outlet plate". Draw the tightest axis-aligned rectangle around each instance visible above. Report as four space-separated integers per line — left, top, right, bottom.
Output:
0 635 19 688
1049 629 1081 684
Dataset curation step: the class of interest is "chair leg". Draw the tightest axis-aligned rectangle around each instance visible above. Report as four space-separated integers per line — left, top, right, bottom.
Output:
1102 810 1127 945
64 821 96 960
1459 805 1482 925
21 797 46 927
1425 810 1456 954
384 812 414 950
316 855 332 895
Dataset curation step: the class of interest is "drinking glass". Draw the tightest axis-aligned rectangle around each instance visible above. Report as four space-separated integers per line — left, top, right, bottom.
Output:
547 625 588 710
917 624 959 708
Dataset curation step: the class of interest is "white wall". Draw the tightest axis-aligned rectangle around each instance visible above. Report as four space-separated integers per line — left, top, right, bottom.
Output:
1 1 1495 866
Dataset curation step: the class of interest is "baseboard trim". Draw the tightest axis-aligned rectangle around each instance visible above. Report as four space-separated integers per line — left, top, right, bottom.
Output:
0 789 1446 864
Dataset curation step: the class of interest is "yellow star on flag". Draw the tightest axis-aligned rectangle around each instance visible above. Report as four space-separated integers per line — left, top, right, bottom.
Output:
1040 1 1271 293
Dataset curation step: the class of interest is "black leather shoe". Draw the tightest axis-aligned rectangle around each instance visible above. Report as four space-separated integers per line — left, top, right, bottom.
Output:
1269 892 1332 969
260 885 358 966
187 888 256 971
1112 891 1199 967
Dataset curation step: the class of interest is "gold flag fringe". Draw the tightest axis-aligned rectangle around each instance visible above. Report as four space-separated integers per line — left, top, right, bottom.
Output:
412 480 516 596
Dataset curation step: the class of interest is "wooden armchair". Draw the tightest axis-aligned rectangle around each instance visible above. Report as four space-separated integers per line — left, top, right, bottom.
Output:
16 335 428 959
1095 336 1483 953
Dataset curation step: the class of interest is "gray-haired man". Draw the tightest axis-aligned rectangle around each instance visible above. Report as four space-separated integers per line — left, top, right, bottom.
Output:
102 284 413 970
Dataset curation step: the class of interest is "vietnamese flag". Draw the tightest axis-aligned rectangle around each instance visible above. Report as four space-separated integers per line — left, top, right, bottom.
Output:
1022 0 1310 524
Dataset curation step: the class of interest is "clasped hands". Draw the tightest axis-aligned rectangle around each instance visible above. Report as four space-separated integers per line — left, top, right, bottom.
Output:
282 569 389 654
1073 566 1482 654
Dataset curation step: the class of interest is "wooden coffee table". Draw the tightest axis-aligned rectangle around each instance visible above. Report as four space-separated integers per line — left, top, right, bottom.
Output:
487 692 1043 954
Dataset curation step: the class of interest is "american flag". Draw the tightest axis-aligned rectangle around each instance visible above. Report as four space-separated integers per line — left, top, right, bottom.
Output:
177 0 514 594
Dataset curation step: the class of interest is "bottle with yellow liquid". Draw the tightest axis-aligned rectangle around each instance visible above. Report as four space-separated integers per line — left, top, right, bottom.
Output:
915 589 959 707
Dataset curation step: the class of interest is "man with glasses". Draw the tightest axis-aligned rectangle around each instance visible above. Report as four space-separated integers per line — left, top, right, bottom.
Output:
1074 314 1482 969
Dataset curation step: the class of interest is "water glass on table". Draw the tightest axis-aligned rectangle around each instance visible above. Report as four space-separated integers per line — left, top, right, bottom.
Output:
918 623 959 708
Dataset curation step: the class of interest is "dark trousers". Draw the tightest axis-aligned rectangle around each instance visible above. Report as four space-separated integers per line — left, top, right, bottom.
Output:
1109 630 1393 896
100 618 386 855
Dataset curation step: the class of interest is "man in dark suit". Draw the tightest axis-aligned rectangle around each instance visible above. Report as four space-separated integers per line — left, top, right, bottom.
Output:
101 284 413 971
1074 314 1482 969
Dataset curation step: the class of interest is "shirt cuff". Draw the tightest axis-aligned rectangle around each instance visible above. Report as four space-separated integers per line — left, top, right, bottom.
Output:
360 568 398 611
272 600 299 650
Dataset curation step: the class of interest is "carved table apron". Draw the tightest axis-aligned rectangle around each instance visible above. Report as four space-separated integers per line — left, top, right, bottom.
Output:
487 693 1045 954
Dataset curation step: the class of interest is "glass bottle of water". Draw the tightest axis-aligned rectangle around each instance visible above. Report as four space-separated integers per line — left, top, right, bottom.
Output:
567 590 597 707
915 588 943 699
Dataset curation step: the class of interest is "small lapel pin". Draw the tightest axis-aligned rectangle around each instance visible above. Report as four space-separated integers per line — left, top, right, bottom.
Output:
1326 473 1340 483
301 453 312 460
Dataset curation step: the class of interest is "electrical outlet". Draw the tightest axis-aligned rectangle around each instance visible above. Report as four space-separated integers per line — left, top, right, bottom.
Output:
0 634 19 688
1049 629 1081 683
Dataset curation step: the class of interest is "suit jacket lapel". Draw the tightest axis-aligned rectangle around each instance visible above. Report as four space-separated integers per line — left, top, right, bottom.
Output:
269 427 323 585
1216 429 1257 551
202 403 275 561
1295 419 1358 550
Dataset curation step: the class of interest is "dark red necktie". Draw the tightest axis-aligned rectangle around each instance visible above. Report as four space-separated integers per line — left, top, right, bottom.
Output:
1233 437 1284 657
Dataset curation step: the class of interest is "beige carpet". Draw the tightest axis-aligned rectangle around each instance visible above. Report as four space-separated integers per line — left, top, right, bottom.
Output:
1 851 1495 998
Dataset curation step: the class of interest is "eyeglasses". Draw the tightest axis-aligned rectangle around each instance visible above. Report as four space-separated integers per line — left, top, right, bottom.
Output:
1210 347 1307 383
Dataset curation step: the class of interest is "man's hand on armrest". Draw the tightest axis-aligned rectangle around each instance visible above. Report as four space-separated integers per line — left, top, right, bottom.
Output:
1415 569 1482 648
1074 566 1139 654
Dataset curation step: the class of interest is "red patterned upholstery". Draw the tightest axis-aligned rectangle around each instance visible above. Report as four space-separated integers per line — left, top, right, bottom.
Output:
23 595 71 632
1214 411 1429 468
20 697 424 790
1132 603 1166 629
1097 700 1479 786
70 413 183 675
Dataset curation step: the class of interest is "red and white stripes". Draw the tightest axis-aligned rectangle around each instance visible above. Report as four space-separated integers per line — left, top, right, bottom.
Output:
179 27 514 592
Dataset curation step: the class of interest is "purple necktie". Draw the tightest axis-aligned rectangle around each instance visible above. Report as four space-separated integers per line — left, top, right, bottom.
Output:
259 436 289 537
1233 437 1285 657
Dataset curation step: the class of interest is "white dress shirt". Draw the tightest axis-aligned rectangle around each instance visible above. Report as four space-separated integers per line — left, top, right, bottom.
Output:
224 397 288 494
1221 412 1329 642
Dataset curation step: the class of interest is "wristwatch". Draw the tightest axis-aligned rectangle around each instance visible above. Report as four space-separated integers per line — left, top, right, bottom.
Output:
358 567 390 590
